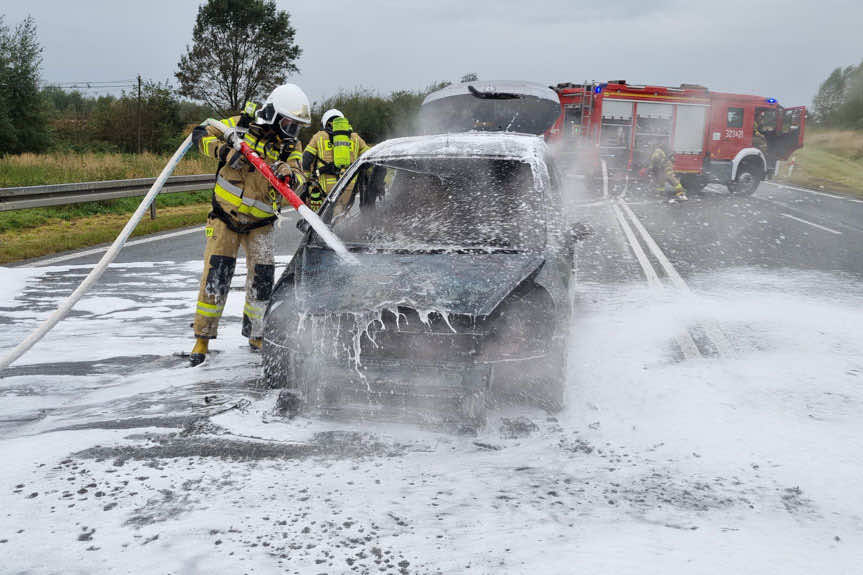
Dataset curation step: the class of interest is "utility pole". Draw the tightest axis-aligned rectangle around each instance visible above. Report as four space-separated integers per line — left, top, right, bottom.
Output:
136 74 142 154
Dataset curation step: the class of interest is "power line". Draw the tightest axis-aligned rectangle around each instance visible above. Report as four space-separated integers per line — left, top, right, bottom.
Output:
41 79 138 91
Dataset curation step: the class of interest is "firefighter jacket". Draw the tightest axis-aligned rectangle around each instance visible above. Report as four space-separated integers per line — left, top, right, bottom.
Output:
197 116 304 230
649 148 671 175
649 147 683 191
302 129 370 195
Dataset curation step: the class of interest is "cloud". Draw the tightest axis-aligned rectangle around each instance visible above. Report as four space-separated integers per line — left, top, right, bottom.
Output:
3 0 861 110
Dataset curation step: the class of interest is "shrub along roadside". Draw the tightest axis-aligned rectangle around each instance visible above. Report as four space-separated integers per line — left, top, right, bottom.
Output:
0 203 210 264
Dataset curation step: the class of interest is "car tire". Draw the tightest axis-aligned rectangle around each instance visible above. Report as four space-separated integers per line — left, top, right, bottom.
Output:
457 388 488 432
262 341 292 389
727 160 763 196
538 339 566 413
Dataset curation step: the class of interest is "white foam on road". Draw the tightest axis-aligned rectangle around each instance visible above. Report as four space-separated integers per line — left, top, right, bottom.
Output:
0 263 861 572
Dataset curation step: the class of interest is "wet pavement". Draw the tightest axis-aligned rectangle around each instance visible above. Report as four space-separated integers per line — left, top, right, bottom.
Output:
1 179 862 573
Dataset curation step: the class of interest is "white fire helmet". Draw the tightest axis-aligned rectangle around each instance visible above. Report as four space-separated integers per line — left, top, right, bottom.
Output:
321 108 345 130
255 84 311 138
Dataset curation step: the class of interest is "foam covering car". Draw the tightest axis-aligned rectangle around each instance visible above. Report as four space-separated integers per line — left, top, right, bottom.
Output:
262 131 575 427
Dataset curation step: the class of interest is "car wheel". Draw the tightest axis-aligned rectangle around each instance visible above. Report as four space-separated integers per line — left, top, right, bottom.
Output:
458 388 488 432
728 161 763 196
262 341 292 389
538 340 566 412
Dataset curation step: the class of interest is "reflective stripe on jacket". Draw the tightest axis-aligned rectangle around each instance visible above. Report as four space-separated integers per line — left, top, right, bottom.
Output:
196 116 303 224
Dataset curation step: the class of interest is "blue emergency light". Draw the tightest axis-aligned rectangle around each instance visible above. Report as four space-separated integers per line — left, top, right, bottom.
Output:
767 98 777 103
595 84 606 94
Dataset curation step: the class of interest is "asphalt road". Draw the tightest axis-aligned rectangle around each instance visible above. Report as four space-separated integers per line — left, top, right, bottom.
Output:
25 180 863 279
1 179 862 572
571 180 862 285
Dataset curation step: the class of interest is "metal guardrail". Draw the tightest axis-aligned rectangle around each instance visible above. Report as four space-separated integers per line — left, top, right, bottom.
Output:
0 174 214 213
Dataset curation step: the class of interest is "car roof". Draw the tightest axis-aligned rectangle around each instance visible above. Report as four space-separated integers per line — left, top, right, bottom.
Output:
363 132 549 162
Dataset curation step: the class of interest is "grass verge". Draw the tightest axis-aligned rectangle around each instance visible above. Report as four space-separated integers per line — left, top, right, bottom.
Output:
775 130 863 198
0 204 210 264
0 151 214 187
0 152 218 264
0 189 212 234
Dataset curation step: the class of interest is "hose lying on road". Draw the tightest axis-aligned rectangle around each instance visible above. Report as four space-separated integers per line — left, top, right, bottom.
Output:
0 118 355 370
0 134 195 371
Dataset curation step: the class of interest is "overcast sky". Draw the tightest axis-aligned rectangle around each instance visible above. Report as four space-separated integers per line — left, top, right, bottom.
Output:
2 0 861 109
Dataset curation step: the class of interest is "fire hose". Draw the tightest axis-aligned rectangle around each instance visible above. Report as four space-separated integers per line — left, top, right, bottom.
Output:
0 119 355 371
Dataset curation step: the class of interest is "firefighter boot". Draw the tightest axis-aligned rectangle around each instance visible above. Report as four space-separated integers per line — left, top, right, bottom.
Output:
670 185 688 203
189 337 210 367
249 337 263 352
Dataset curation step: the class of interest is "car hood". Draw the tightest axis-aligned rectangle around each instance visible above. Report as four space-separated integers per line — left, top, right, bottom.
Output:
292 248 545 317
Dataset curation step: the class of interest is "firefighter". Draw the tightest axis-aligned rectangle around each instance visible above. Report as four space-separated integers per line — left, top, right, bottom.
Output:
753 111 769 157
649 145 687 202
301 109 370 213
187 83 311 367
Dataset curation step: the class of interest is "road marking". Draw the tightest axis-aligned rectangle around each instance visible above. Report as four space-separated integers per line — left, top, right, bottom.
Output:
31 226 204 267
780 213 842 235
778 184 863 204
600 159 609 199
619 201 734 357
611 202 661 287
610 200 701 359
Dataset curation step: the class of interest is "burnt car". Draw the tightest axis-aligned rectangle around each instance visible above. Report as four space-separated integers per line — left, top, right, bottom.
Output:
262 132 574 426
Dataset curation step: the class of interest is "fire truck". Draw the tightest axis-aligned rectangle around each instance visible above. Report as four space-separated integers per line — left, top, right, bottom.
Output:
549 81 806 195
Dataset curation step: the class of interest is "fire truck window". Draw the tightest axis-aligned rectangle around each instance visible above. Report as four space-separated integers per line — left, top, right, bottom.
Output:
564 104 582 138
727 107 744 128
674 105 707 154
634 103 673 161
783 109 801 133
755 107 778 133
600 100 633 150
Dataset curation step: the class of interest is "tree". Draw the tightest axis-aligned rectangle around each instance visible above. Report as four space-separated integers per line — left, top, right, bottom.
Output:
175 0 301 115
813 67 850 125
0 15 49 155
91 81 183 153
460 72 479 83
812 60 863 128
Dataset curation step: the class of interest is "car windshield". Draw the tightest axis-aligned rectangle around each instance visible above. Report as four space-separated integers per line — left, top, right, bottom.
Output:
316 157 545 252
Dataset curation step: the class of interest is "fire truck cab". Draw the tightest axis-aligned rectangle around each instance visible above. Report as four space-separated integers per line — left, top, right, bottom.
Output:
550 81 806 195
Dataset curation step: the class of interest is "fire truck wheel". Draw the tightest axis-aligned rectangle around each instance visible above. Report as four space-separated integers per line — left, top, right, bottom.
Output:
728 161 763 196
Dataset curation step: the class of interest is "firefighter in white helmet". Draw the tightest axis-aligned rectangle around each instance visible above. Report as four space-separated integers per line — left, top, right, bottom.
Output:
301 108 370 213
187 83 311 366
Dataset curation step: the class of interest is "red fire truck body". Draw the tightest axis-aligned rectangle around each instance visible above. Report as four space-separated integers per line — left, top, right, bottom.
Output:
549 81 806 194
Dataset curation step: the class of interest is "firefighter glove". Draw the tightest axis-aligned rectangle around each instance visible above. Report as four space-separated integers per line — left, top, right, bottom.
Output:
270 161 287 180
227 148 248 170
192 125 207 147
318 162 341 176
222 126 242 150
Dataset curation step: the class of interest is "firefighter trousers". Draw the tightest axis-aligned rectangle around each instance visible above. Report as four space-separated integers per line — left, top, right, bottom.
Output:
193 216 275 340
654 165 683 192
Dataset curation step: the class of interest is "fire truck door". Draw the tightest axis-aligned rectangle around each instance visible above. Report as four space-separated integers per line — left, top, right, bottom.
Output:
773 106 806 160
711 104 748 160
